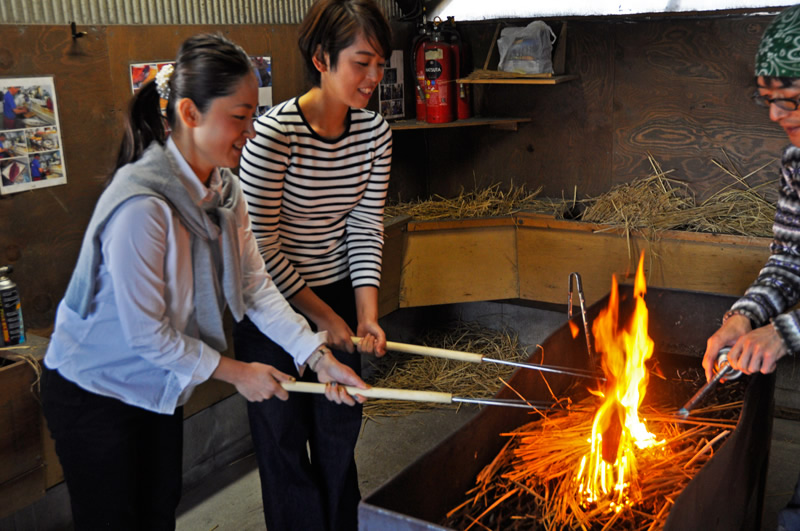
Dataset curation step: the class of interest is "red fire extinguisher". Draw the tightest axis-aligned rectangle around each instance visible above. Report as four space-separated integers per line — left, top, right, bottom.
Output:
451 37 472 120
424 30 454 124
412 32 427 122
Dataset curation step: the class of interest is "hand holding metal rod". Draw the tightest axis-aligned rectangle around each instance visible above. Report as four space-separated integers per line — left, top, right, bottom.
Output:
351 337 604 381
281 381 556 410
678 348 741 418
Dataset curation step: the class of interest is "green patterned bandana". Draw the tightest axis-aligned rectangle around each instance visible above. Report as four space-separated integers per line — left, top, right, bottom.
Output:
756 5 800 78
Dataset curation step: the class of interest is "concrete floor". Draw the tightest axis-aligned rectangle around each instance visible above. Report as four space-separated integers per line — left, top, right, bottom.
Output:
175 405 484 531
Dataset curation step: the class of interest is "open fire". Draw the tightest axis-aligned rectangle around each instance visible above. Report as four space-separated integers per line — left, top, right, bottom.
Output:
576 251 661 510
436 255 749 530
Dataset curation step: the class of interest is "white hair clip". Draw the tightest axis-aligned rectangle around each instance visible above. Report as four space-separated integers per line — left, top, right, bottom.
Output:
155 63 174 100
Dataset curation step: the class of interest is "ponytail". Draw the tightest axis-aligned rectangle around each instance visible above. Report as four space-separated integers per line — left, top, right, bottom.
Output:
109 80 167 182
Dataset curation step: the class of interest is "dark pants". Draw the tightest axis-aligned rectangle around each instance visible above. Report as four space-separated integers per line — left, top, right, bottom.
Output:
779 472 800 530
234 278 362 531
41 368 183 531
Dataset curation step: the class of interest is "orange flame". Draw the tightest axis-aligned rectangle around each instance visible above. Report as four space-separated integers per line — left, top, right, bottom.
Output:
575 251 659 510
568 320 580 339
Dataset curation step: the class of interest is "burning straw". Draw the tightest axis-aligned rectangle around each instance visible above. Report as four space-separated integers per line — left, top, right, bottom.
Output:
444 372 744 531
362 322 532 419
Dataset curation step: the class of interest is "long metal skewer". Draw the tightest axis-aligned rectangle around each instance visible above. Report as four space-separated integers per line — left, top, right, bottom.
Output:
351 337 604 381
281 381 558 410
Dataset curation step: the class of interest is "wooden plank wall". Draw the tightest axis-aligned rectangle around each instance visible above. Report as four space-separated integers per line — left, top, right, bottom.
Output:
391 14 787 205
0 24 307 333
0 13 787 330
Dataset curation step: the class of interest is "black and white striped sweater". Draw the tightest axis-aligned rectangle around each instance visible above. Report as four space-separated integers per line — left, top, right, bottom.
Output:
238 98 392 299
731 144 800 353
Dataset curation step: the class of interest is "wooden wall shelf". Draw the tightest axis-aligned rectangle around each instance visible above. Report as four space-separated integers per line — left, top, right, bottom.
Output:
389 117 531 131
457 74 578 85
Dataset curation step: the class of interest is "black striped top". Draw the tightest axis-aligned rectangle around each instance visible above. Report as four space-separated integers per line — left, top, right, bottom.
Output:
238 97 392 299
731 144 800 353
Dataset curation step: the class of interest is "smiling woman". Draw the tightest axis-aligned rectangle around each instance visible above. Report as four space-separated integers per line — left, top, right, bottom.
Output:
38 32 367 530
234 1 394 529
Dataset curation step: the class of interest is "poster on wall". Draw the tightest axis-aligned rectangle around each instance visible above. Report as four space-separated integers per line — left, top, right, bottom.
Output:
379 50 404 120
130 55 273 117
0 76 67 195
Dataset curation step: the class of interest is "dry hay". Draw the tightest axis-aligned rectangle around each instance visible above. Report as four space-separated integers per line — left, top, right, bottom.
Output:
581 153 775 239
443 366 745 530
385 153 776 239
384 182 565 222
362 322 534 419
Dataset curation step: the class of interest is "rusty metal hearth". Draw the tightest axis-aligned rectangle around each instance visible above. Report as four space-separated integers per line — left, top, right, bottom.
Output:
359 286 775 531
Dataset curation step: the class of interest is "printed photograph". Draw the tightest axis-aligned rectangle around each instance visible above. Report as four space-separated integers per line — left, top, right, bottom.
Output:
0 76 67 195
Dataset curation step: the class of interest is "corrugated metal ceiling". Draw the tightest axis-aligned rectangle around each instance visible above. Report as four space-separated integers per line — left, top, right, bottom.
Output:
0 0 400 25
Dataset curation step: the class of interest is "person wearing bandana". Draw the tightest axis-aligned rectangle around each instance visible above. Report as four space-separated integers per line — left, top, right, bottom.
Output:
703 5 800 530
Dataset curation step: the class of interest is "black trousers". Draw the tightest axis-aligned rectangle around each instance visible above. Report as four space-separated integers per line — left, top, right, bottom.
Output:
41 367 183 531
234 278 362 531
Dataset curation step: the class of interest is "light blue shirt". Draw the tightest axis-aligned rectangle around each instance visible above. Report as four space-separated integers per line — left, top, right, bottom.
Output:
45 138 326 414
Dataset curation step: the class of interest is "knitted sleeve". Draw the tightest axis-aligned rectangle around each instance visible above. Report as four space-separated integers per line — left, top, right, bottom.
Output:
729 145 800 353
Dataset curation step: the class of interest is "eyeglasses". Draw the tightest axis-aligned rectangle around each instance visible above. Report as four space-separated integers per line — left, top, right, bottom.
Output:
752 92 800 111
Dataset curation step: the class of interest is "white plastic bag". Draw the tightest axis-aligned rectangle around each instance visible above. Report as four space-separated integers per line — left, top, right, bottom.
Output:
497 21 556 75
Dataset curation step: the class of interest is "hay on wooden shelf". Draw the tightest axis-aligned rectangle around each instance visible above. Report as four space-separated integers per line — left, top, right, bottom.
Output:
384 182 565 222
579 153 776 238
384 153 775 238
362 322 538 419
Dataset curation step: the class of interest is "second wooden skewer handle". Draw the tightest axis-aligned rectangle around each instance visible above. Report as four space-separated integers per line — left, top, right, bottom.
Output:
281 381 453 404
351 336 483 363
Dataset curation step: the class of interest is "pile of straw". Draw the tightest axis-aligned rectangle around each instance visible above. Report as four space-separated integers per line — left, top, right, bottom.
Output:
385 153 776 238
581 154 775 238
362 322 533 419
384 182 563 222
444 367 745 530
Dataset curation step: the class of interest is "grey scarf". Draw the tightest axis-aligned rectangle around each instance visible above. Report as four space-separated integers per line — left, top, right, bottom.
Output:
63 142 245 351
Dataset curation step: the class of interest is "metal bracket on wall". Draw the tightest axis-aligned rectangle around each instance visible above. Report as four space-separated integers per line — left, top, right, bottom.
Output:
70 22 87 40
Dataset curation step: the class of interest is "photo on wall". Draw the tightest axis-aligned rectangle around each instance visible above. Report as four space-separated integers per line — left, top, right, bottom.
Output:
130 55 273 118
379 50 405 120
0 75 67 195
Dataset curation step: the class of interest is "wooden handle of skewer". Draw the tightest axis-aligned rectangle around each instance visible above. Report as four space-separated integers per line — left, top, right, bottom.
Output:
281 381 453 404
351 337 484 364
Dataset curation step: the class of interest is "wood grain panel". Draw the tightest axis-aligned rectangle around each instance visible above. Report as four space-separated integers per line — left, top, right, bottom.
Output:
399 224 518 307
517 215 770 306
0 359 44 517
612 17 785 200
0 25 115 331
379 215 409 317
106 24 306 114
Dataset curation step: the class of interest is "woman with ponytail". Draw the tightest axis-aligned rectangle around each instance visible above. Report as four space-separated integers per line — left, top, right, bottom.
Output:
40 33 368 530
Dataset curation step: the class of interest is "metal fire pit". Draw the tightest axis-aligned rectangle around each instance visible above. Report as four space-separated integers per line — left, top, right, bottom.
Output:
359 286 775 531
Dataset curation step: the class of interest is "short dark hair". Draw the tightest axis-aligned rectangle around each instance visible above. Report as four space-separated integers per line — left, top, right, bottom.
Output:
298 0 392 87
756 75 799 88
